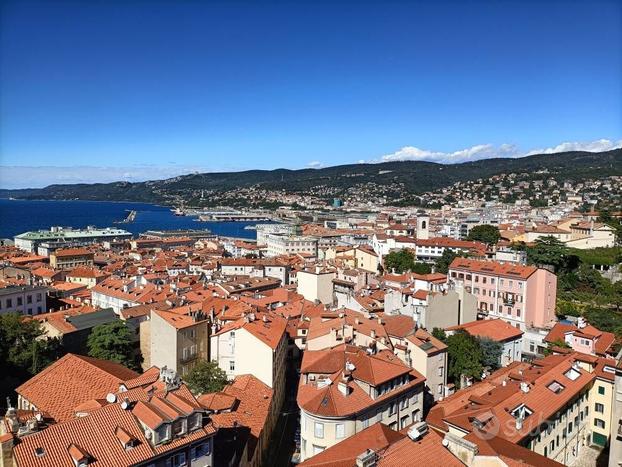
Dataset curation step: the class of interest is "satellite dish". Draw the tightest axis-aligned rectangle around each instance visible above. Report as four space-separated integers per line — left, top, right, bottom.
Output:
106 393 117 404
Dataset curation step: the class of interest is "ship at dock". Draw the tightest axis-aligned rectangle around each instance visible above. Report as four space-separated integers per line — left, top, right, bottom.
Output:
197 210 272 222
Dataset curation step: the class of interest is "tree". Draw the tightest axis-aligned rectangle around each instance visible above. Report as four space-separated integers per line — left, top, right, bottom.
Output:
434 249 466 274
446 331 483 389
384 249 416 274
0 313 65 404
0 313 64 375
87 321 138 370
526 236 568 271
431 328 447 342
467 225 500 245
477 337 502 370
411 262 432 274
185 360 228 395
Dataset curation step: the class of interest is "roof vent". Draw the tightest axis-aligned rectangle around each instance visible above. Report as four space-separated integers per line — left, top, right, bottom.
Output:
35 447 45 458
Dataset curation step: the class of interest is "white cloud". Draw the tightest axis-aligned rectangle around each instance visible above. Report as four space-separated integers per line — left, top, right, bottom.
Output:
371 138 622 164
524 138 622 156
306 161 323 169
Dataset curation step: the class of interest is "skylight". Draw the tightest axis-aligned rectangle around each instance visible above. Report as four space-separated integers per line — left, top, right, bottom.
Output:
510 404 533 419
564 368 581 381
547 381 565 394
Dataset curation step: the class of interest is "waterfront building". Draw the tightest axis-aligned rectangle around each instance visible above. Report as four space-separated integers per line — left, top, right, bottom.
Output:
14 226 132 253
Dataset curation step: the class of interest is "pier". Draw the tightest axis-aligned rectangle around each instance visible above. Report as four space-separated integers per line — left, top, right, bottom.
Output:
116 210 137 223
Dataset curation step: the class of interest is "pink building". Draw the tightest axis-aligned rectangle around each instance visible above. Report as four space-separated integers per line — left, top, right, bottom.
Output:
447 258 556 330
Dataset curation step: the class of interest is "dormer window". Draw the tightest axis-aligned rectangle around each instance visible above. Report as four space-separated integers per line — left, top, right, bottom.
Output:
156 424 171 444
67 443 91 467
172 418 186 437
190 413 202 431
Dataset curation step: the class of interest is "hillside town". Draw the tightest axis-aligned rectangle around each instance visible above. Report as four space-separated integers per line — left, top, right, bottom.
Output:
0 201 620 467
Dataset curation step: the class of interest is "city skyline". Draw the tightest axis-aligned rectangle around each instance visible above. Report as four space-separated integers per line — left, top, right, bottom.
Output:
1 0 621 188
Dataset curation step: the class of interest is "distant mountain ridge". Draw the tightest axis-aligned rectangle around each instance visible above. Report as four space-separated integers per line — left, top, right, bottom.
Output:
1 149 620 205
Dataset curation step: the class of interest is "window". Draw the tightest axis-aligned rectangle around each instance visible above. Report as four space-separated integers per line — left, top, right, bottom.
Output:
17 297 23 306
438 384 443 395
27 295 32 304
335 423 345 439
598 386 605 395
6 299 12 308
594 419 606 429
389 403 396 416
312 445 324 456
549 440 554 452
229 360 235 371
314 422 324 439
171 453 186 467
362 417 369 428
438 367 444 377
595 403 604 413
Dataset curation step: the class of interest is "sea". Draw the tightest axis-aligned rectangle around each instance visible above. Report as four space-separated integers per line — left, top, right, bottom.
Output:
0 199 263 240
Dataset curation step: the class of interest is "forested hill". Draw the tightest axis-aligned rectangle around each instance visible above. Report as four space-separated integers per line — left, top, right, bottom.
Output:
1 148 620 205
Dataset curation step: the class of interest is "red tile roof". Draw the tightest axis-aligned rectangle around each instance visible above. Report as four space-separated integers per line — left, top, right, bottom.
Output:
16 353 138 423
447 319 523 342
449 258 537 279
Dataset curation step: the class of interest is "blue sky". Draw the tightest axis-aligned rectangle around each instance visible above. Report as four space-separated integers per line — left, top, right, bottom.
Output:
1 0 621 188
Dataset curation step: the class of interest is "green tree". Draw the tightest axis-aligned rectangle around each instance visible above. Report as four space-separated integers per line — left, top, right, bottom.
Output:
87 321 138 370
612 281 622 311
0 313 65 403
434 249 467 274
446 331 483 389
467 225 501 245
384 249 416 274
185 360 228 395
411 262 432 274
477 337 502 370
431 327 447 342
526 236 568 272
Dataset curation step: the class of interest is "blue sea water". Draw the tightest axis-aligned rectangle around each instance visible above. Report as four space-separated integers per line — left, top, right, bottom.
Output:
0 199 260 240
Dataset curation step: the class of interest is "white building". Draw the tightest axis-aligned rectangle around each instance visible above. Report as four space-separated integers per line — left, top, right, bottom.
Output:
265 234 318 257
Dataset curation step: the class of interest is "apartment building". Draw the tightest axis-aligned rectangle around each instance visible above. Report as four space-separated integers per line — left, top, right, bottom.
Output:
91 276 174 313
413 237 485 262
297 344 425 461
298 421 560 467
448 258 557 331
65 266 110 288
199 374 277 467
0 284 47 315
427 352 616 464
323 245 380 273
149 307 210 377
210 311 288 415
219 258 290 285
265 233 318 257
10 357 214 467
297 268 336 305
49 247 94 270
545 319 617 358
385 322 449 404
